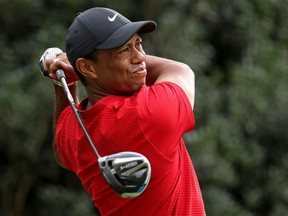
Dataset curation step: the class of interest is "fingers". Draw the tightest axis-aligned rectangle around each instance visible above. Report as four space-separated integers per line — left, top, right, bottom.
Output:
40 49 79 82
47 54 79 82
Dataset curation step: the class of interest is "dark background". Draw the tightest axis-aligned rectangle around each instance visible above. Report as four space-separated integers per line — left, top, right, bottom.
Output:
1 0 288 215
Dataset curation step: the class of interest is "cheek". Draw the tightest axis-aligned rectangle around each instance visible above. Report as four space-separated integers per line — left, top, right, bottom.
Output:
102 64 129 86
100 58 138 87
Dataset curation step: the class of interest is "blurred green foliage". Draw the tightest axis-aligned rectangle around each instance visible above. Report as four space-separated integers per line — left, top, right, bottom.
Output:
0 0 287 215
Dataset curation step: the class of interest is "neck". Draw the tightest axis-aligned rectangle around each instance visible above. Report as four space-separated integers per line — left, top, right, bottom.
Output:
85 84 113 109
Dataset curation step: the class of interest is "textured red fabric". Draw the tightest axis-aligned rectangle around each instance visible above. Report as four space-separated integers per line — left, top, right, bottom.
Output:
56 82 206 216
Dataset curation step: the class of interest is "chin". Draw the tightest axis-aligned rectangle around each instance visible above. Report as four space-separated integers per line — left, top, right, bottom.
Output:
129 83 144 95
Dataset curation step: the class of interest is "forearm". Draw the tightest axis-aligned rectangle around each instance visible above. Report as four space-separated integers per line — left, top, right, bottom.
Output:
145 55 190 85
53 82 79 168
53 82 79 127
39 48 79 168
145 55 195 109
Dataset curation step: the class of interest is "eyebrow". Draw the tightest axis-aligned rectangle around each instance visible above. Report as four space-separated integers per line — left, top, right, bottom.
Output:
111 36 142 53
122 35 142 47
136 36 142 42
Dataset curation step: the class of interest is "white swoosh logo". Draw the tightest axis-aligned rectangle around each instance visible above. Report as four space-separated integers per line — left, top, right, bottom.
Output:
108 13 118 22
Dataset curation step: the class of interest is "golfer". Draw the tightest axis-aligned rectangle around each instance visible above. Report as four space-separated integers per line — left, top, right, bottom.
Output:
40 7 206 216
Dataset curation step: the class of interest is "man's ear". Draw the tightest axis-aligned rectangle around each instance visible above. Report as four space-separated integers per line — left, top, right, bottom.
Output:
75 58 97 78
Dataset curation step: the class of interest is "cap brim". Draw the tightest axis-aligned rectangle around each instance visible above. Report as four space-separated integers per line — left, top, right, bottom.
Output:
97 21 156 50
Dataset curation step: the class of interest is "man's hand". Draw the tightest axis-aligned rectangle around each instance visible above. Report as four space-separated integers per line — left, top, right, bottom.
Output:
39 48 79 84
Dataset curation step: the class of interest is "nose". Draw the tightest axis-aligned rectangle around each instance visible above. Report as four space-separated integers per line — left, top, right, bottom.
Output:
131 48 145 64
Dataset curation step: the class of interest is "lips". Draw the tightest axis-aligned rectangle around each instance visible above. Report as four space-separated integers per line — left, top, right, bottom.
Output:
132 64 147 74
134 67 146 74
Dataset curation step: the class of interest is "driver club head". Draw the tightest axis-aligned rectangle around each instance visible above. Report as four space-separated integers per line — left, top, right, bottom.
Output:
98 152 151 198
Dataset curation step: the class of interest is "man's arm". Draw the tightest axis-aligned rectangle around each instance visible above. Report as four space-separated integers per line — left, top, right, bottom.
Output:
53 83 78 168
145 55 195 109
43 53 79 168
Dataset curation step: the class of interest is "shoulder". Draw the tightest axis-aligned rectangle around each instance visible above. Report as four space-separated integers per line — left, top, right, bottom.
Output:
136 83 194 130
137 82 191 109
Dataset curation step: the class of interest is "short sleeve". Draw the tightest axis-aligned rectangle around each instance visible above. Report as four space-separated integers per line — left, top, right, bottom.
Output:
137 82 195 158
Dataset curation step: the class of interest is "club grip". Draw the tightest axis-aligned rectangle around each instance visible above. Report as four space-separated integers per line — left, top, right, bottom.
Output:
56 69 66 80
39 47 63 78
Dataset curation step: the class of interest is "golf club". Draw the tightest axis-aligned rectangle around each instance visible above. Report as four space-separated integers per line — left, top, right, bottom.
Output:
39 48 151 198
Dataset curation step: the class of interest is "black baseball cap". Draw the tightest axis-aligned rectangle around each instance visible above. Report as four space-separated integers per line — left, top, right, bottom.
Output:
66 7 157 67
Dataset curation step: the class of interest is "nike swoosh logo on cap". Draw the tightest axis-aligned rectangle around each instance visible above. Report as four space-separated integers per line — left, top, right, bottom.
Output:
108 13 119 22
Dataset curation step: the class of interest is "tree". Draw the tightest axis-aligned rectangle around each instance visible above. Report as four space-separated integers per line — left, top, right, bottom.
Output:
1 0 288 215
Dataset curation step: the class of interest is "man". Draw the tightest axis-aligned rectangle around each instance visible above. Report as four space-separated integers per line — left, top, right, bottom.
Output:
41 7 206 216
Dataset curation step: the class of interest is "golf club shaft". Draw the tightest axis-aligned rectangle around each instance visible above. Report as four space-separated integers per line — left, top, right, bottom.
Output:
56 69 101 159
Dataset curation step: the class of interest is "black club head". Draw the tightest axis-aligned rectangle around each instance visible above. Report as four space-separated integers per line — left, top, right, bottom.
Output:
98 152 151 198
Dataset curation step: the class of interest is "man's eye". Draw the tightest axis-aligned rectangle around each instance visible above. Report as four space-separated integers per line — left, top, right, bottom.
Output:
119 47 129 53
136 41 143 49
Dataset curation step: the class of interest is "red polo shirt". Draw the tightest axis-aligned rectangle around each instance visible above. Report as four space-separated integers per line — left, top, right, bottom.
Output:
56 82 206 215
